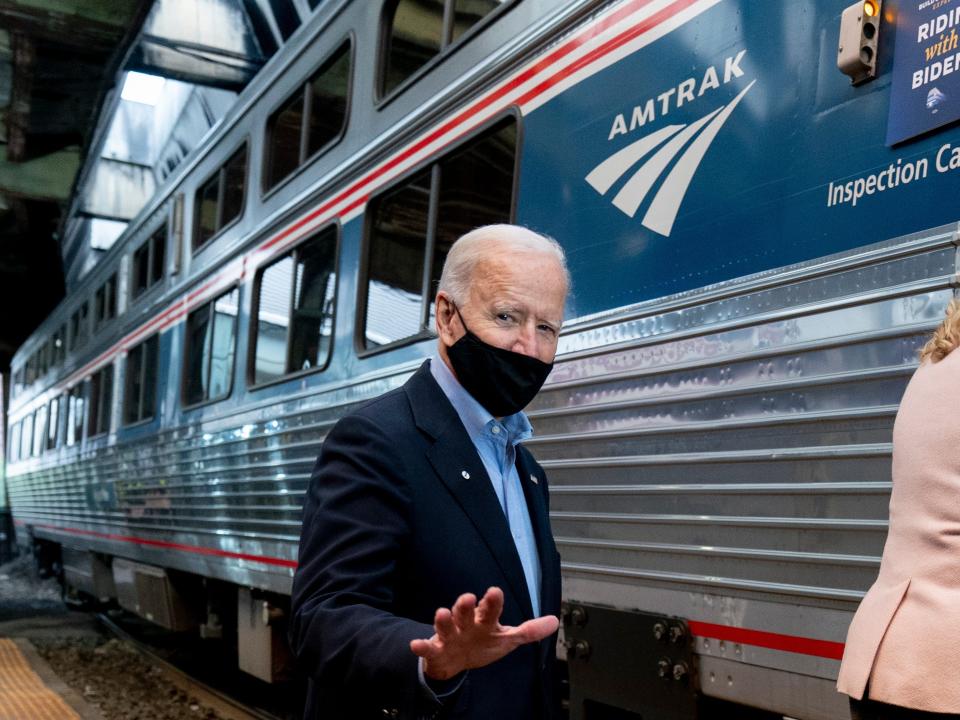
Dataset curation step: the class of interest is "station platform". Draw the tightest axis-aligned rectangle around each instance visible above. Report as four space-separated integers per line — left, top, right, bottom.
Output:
0 638 102 720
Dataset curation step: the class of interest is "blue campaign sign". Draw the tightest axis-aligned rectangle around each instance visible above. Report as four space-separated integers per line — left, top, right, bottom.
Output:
887 0 960 145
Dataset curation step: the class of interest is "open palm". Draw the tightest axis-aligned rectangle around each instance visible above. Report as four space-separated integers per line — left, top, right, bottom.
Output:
409 586 559 681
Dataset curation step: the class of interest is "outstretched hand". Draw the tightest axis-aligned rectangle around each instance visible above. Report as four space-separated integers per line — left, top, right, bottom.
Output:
409 587 559 681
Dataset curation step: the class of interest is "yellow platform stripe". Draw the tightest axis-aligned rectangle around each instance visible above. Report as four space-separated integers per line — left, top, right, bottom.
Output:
0 638 80 720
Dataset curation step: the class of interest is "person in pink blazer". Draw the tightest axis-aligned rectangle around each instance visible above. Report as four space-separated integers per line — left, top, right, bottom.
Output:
837 300 960 719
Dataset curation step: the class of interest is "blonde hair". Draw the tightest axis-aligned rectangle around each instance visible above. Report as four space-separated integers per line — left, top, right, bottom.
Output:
919 299 960 363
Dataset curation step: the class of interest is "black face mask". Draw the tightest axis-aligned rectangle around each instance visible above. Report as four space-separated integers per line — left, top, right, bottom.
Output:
445 305 554 417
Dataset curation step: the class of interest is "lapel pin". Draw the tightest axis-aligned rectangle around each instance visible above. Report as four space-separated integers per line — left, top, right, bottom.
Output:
530 474 539 485
461 470 471 480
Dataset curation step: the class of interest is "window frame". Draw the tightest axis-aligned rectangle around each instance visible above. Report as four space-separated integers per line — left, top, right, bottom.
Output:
86 365 114 439
32 404 47 457
69 300 90 352
20 412 34 460
67 383 86 447
131 223 168 302
9 420 21 463
123 334 160 427
45 395 63 451
376 0 517 105
180 285 241 410
247 222 341 390
94 273 118 333
192 141 249 253
355 110 521 357
261 36 354 198
52 325 66 367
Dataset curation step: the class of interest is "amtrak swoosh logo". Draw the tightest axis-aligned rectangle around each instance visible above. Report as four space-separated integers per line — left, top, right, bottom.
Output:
586 80 755 237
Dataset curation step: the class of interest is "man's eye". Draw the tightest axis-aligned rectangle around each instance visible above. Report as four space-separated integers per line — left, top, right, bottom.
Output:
538 324 557 336
496 313 514 323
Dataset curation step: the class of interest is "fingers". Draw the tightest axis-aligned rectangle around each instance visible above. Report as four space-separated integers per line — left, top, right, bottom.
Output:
451 593 477 630
434 606 457 641
509 615 560 644
476 587 504 627
410 635 441 659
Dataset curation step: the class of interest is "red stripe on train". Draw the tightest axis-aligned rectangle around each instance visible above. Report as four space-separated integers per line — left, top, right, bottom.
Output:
25 522 298 569
688 620 845 660
16 519 847 659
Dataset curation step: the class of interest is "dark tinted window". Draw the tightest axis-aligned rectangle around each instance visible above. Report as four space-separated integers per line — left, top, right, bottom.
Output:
8 421 20 462
194 145 247 250
266 91 304 189
265 42 350 190
87 366 113 438
306 44 351 155
184 288 239 405
68 384 85 446
94 274 117 331
37 343 49 377
451 0 504 42
52 325 66 366
383 0 443 96
364 169 431 346
362 118 516 348
70 302 89 351
252 227 337 385
46 396 62 450
133 226 166 299
20 413 33 459
33 404 47 456
124 335 159 425
382 0 507 96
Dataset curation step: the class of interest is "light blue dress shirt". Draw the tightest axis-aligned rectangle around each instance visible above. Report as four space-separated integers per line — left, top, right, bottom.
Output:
429 356 542 616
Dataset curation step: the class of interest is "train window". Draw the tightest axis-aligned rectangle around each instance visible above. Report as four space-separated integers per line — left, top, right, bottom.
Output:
20 413 33 460
37 342 49 377
251 227 337 385
52 325 66 366
33 404 47 456
67 384 85 446
381 0 509 97
94 274 118 331
87 366 114 438
194 145 247 251
264 41 351 191
124 335 159 425
13 367 24 396
133 225 166 299
183 287 239 406
8 421 20 462
69 301 89 351
46 396 62 450
361 116 516 349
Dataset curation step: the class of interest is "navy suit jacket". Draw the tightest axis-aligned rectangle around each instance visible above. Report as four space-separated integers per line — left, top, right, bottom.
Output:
290 360 562 720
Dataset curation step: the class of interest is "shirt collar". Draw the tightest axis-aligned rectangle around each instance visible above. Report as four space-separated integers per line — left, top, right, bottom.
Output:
429 355 533 447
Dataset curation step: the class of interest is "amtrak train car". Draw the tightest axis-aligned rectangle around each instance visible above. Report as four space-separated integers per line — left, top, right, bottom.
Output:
6 0 958 718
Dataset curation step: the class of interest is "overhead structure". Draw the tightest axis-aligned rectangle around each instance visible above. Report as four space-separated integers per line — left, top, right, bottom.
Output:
0 0 314 367
0 0 151 366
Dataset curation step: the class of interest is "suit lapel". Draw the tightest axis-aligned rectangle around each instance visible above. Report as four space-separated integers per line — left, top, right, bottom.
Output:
516 447 560 666
515 449 552 575
406 362 535 619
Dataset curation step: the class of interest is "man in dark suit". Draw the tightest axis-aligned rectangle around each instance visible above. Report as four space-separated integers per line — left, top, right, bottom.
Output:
291 224 569 719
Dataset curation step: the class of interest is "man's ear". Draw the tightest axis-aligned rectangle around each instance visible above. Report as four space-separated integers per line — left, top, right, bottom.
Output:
435 292 458 345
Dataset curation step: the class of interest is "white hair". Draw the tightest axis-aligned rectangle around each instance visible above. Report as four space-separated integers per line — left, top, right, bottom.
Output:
437 224 570 305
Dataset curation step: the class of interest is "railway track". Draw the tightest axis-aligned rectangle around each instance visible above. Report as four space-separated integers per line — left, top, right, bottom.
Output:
96 612 289 720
